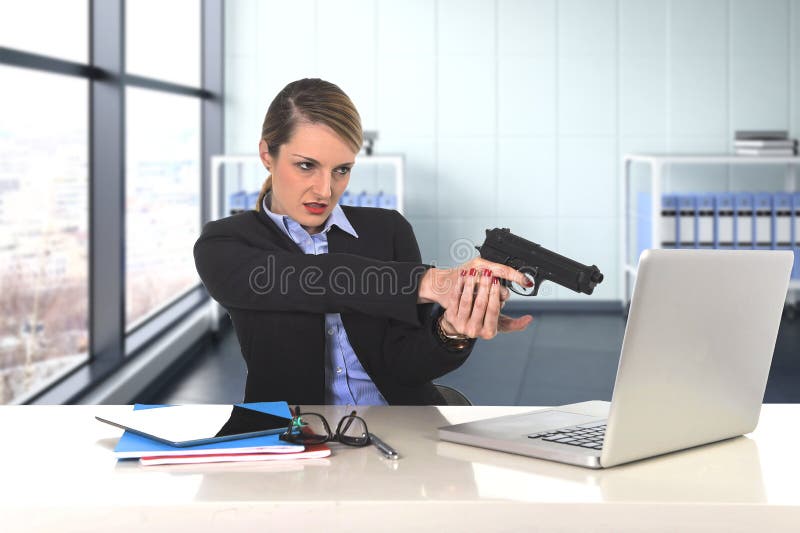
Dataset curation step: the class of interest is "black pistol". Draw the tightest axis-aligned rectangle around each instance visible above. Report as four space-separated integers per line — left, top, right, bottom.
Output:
476 228 604 296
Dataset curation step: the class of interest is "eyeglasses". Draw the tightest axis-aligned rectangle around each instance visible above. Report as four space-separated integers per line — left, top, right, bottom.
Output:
279 405 371 447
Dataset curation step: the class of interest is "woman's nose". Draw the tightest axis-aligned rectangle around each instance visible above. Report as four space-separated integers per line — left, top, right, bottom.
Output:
310 174 332 198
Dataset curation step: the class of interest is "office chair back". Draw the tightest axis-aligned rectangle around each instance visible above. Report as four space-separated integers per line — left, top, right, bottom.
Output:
434 384 472 406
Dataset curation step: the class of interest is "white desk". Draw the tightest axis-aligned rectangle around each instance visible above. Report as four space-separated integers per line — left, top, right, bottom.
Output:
1 404 798 532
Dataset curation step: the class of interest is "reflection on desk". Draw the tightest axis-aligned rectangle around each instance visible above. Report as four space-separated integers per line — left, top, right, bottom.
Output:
437 434 764 503
0 404 797 532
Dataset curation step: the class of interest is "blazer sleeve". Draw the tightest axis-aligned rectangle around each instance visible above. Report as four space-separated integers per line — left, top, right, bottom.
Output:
193 215 429 326
380 211 474 386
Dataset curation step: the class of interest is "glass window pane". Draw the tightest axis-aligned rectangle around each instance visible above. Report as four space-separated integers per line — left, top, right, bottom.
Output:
125 87 201 327
0 66 89 404
0 0 88 63
125 0 201 87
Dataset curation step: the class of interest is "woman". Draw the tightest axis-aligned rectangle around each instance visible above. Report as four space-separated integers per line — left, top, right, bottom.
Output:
193 78 533 405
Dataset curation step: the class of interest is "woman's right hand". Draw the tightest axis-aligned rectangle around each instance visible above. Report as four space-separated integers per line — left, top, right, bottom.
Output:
418 260 535 339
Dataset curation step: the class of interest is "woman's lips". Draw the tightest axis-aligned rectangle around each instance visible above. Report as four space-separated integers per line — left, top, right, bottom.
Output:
303 202 327 215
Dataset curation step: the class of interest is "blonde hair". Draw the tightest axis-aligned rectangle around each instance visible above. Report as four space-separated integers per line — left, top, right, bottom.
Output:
256 78 363 211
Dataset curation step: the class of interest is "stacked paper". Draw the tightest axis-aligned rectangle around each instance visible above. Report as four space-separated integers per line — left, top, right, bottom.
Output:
734 130 798 156
111 402 330 466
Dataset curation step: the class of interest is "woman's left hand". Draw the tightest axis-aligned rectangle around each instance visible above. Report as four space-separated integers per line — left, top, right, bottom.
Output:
439 268 533 340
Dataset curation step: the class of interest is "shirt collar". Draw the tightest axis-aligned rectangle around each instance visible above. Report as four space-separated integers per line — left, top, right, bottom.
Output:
262 192 359 239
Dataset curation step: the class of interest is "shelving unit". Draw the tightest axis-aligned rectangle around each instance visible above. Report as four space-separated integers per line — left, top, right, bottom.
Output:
620 153 800 309
205 153 405 331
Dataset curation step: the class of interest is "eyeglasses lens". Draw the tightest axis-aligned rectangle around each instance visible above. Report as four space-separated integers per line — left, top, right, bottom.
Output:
337 415 369 446
293 414 329 444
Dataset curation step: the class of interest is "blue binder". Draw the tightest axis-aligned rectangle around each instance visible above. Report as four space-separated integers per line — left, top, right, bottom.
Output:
794 193 800 280
794 248 800 280
733 193 754 249
228 190 248 213
676 194 696 248
377 191 398 210
340 191 358 206
357 191 377 207
794 193 800 250
695 193 715 248
714 193 734 249
753 193 773 250
661 194 677 249
635 192 652 256
774 193 793 249
246 191 261 211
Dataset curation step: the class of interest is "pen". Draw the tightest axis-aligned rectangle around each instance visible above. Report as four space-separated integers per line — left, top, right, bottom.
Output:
369 432 400 460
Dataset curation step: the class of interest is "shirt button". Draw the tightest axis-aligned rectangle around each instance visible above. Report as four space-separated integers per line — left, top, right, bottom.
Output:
336 367 343 374
327 328 335 335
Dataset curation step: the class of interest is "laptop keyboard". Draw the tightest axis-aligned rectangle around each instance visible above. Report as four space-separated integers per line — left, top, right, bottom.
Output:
528 423 606 450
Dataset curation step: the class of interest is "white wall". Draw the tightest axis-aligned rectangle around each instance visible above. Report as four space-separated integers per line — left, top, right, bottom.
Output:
225 0 800 302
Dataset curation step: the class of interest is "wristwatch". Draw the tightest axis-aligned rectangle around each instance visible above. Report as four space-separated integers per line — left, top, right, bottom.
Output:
434 315 472 351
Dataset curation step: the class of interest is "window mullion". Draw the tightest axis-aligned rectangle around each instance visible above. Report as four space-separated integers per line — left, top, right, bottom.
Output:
201 0 224 230
89 0 125 373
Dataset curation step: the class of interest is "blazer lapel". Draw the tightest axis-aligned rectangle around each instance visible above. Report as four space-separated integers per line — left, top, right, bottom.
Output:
327 225 360 255
254 207 304 254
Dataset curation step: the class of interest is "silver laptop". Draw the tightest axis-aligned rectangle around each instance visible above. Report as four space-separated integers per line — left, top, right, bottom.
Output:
438 249 794 468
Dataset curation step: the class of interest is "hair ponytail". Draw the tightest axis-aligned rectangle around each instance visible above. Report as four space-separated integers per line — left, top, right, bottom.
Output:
254 174 272 212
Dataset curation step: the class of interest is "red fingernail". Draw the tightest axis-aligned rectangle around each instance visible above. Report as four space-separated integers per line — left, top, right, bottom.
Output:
483 268 492 277
526 279 534 287
492 277 499 285
460 269 467 277
468 268 477 276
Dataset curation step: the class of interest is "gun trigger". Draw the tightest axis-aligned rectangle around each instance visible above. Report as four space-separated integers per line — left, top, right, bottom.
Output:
531 274 543 296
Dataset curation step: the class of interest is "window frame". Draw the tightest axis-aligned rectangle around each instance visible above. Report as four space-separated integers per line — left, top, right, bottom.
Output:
0 0 223 404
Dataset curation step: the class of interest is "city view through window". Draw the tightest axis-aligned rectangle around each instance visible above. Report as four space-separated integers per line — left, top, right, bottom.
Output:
125 88 201 327
1 0 207 404
0 66 89 403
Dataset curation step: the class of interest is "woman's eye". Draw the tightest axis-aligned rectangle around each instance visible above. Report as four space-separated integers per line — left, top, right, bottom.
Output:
297 161 313 171
335 167 351 176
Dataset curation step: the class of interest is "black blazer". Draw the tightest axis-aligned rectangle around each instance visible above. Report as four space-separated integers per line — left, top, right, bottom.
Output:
193 205 474 405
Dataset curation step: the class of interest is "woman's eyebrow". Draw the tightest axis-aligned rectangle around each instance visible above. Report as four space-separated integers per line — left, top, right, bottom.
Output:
291 153 354 167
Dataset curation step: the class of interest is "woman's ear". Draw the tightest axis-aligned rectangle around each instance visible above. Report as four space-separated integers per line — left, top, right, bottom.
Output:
258 139 272 171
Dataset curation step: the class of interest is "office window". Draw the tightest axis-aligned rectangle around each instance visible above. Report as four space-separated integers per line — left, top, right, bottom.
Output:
0 65 89 404
0 1 221 404
0 0 88 63
126 0 201 87
125 87 201 327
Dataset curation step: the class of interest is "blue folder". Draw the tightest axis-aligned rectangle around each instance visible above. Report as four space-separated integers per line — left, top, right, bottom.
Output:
635 192 653 256
753 193 773 250
246 191 261 210
733 193 754 249
228 190 248 213
112 402 300 459
661 194 677 249
676 194 696 248
794 193 800 250
794 248 800 280
774 193 793 249
695 193 715 248
714 193 734 249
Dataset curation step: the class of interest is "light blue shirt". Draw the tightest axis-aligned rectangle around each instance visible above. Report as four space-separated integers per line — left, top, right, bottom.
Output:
262 193 388 406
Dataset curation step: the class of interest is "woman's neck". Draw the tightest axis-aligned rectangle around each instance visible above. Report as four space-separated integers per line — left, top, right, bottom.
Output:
266 192 324 235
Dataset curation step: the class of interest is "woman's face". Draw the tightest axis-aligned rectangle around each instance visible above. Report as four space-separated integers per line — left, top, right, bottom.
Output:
259 122 355 235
